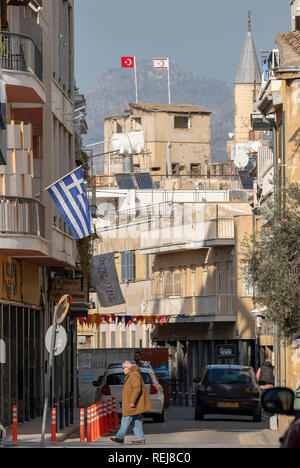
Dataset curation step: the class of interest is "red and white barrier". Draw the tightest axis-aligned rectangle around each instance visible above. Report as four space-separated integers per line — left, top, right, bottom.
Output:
12 405 17 442
51 407 57 442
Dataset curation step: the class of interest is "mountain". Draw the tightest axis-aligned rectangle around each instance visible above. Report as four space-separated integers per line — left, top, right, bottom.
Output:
85 59 234 162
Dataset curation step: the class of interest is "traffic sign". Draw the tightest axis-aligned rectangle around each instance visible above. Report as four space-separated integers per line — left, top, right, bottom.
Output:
45 325 67 356
54 294 72 324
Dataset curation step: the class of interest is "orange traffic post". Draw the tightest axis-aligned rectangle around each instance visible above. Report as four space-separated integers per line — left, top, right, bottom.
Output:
107 399 113 431
102 401 108 435
99 402 104 436
87 406 91 442
112 397 120 429
91 404 95 441
51 407 57 442
96 403 101 439
12 405 17 442
80 408 85 443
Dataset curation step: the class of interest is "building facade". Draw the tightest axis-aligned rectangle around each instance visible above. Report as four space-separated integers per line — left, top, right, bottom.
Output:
0 0 82 429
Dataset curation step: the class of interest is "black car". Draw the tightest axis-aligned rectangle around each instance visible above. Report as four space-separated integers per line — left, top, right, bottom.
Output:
194 365 262 421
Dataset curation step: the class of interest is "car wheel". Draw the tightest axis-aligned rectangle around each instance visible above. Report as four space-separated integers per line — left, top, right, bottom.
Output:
194 412 204 420
153 411 165 423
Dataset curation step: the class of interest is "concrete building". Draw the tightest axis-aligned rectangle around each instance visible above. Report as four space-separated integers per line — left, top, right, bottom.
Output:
102 102 212 180
0 0 83 429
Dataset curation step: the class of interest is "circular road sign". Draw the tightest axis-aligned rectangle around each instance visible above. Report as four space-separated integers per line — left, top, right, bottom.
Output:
45 325 67 356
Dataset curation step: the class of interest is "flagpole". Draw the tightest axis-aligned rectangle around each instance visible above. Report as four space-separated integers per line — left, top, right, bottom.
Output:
167 59 171 104
134 57 138 103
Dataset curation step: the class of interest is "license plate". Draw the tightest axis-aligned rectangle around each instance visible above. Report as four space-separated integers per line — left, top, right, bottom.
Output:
119 402 122 408
219 402 239 408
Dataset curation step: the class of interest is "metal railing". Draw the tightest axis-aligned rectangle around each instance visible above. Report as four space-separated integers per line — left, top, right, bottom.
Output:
92 173 241 190
146 295 236 317
0 196 45 238
0 31 42 81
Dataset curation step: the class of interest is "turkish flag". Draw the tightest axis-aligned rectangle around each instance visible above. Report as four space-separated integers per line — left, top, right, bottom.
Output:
121 56 135 68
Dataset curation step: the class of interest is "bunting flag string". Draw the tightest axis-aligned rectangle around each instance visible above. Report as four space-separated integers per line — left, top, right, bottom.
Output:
77 314 184 328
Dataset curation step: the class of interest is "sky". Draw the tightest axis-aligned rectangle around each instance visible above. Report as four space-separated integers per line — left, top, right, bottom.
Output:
74 0 290 95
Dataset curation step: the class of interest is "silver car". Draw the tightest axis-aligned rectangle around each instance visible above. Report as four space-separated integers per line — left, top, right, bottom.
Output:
94 361 165 422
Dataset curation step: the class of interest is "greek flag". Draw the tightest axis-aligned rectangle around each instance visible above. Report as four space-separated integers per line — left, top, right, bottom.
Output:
47 166 92 240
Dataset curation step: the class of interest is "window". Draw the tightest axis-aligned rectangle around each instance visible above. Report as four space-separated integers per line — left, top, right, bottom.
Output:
146 254 151 279
172 163 185 175
203 265 209 295
242 261 253 297
190 163 201 177
174 116 190 129
121 331 127 347
121 252 135 281
296 16 300 31
111 331 116 348
164 268 182 297
101 332 106 348
131 331 136 348
215 263 222 295
132 117 142 130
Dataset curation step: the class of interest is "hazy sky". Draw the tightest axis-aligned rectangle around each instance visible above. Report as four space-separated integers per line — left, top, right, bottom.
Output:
74 0 290 94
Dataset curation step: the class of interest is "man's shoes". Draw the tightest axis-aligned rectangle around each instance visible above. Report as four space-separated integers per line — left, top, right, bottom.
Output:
132 439 145 444
111 437 124 444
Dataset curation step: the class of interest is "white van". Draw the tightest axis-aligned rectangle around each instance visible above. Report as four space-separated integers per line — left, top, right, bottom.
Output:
93 361 165 422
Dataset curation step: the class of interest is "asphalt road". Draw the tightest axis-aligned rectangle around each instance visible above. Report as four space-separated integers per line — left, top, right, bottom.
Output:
64 406 281 449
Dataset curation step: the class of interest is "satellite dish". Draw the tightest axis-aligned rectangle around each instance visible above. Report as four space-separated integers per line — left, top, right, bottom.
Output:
234 152 249 169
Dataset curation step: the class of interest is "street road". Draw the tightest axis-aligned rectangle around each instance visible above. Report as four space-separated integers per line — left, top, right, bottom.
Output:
65 406 280 449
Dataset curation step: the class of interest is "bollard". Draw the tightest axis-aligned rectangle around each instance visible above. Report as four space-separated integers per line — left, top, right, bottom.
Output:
172 391 176 406
107 399 113 431
99 402 104 436
185 392 189 407
51 407 57 442
192 393 195 407
87 407 91 442
80 408 85 443
96 403 101 439
179 392 182 406
112 397 120 429
12 405 17 442
102 401 109 435
91 404 96 441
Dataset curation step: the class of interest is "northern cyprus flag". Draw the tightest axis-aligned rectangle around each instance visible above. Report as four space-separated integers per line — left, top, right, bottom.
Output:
153 58 169 69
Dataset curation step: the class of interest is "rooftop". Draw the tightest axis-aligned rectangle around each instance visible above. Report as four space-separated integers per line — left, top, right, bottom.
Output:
129 102 211 115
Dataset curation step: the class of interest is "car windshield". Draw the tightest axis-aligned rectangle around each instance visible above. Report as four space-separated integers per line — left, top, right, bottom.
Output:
205 368 253 385
106 373 152 385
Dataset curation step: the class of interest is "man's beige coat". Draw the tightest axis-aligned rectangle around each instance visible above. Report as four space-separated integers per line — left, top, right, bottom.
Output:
121 365 153 417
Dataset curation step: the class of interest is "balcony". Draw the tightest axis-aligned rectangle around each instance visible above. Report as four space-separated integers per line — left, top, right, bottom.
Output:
0 195 48 258
145 295 236 321
0 31 46 104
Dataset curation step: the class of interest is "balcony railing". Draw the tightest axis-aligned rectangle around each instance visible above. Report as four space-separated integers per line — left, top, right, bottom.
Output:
0 31 42 81
145 295 236 318
0 196 45 238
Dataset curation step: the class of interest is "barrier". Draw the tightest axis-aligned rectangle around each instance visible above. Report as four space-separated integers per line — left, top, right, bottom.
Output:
107 399 113 431
51 408 57 442
102 401 109 435
12 405 17 442
87 407 91 442
80 408 85 442
112 397 120 429
85 400 118 443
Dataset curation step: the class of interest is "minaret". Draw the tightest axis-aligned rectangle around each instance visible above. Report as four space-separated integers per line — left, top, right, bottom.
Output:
234 12 262 143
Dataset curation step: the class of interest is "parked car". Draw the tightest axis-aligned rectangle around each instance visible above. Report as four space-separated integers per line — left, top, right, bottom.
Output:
261 386 300 448
194 365 262 422
93 361 165 422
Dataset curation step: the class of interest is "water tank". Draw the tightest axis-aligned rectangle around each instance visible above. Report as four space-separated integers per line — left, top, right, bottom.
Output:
110 131 145 154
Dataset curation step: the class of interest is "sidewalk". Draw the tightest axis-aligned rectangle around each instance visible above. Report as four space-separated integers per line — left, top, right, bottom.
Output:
2 408 81 447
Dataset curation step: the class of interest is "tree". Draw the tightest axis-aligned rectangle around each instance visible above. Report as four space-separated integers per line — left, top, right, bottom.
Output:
243 182 300 343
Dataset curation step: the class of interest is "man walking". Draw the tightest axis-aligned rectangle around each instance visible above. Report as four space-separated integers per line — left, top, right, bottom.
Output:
111 360 152 445
256 357 275 391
